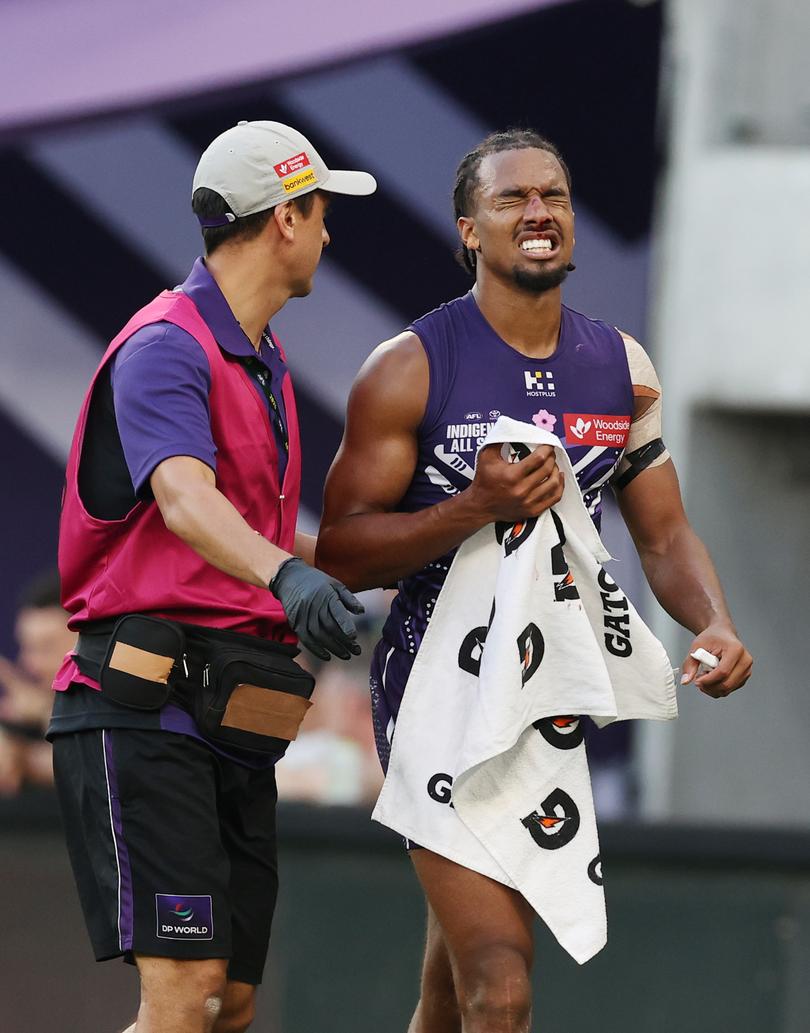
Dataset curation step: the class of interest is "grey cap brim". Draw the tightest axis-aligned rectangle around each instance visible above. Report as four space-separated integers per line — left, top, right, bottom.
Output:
320 169 377 196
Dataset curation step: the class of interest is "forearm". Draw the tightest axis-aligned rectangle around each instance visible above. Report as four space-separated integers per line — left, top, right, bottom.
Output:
638 524 733 635
294 531 317 566
159 481 291 588
316 490 491 591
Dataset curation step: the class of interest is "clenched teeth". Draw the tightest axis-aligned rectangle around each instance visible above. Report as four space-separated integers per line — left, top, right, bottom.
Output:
520 239 553 251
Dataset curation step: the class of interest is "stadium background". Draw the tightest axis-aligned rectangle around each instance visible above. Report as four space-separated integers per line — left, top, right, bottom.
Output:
1 0 809 1030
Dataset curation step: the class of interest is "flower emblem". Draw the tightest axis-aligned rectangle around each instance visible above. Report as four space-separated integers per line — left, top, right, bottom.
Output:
532 409 557 431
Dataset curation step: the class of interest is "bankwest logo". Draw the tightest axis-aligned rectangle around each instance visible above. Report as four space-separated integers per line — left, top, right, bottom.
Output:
563 412 630 447
523 370 555 396
273 151 311 178
282 168 318 195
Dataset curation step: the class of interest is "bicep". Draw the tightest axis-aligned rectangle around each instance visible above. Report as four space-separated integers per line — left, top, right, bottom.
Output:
616 458 688 553
321 334 427 523
150 455 216 513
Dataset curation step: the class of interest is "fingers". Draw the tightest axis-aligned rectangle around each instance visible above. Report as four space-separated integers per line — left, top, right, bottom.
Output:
680 654 700 685
697 650 753 698
306 608 350 661
333 583 365 616
301 588 362 661
325 594 361 655
523 469 565 512
297 628 331 662
516 443 557 471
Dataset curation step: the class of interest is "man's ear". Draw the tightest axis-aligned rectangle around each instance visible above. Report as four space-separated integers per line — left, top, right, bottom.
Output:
273 201 297 243
458 216 479 253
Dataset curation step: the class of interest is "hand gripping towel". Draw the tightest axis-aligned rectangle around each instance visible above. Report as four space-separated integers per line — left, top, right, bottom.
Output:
372 417 677 964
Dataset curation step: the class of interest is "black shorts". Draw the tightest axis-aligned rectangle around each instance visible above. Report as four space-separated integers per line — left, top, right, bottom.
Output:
52 727 278 984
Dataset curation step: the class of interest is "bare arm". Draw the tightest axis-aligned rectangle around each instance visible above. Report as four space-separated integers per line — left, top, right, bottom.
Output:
151 455 291 587
316 332 564 591
617 459 753 697
294 531 316 566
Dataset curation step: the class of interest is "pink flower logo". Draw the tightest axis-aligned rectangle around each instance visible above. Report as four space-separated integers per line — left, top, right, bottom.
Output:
532 409 557 431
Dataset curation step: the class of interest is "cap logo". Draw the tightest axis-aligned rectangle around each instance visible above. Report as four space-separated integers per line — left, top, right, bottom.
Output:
282 168 318 195
273 152 311 178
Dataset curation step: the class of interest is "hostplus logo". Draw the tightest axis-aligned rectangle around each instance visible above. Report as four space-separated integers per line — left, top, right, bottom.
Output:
156 894 213 940
524 370 556 397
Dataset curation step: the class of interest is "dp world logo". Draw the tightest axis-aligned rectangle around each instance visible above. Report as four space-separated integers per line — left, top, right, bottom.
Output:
156 894 213 940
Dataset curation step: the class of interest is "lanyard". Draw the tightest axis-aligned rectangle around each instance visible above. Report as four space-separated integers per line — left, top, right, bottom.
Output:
241 343 289 457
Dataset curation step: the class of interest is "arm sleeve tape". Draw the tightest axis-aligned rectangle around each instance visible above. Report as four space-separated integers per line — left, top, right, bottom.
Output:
614 438 668 490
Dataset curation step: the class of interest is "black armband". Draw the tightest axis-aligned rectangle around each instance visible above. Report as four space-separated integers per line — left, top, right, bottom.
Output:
614 438 667 490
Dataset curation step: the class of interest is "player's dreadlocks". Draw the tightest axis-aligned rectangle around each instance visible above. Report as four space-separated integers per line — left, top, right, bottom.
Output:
452 129 572 276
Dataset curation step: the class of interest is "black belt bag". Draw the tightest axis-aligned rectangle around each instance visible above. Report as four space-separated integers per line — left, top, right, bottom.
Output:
78 614 315 756
96 614 185 710
196 644 314 755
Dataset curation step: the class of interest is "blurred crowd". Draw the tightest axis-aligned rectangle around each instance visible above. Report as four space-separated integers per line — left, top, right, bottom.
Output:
0 568 386 806
0 573 631 815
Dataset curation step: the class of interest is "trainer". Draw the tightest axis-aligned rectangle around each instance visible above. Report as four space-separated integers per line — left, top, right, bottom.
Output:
48 121 376 1033
316 129 753 1033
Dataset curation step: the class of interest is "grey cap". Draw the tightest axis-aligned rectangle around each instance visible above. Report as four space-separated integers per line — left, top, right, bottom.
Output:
192 120 377 223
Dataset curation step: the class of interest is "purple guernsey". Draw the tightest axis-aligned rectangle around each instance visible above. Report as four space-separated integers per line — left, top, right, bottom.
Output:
370 291 634 767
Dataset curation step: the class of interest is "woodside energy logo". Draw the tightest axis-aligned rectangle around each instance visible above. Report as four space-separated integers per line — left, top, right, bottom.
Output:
563 412 630 447
273 151 318 195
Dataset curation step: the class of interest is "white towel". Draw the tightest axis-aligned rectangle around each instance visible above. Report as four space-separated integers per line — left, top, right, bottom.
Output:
372 417 677 964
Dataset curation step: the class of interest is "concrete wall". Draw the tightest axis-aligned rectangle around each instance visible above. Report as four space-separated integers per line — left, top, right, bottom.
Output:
640 0 810 822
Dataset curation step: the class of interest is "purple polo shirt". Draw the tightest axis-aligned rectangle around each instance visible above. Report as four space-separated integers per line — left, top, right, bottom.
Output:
112 257 289 495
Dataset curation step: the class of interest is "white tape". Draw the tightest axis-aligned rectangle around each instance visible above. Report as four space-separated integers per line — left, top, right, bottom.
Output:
690 647 719 671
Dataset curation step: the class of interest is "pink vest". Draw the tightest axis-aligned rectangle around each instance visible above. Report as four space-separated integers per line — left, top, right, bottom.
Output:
59 290 300 642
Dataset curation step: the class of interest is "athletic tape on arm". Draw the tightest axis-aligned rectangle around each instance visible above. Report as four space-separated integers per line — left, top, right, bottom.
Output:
614 332 670 489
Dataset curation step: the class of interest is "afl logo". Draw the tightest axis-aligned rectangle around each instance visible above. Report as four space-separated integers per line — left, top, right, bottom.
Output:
495 516 538 556
521 788 580 850
587 855 603 886
517 623 545 685
532 715 585 750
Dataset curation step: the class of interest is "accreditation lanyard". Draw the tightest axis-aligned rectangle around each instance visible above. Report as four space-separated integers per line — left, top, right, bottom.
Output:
240 339 289 459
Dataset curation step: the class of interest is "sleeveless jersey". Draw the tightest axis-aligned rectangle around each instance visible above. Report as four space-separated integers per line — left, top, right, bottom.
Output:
370 291 633 764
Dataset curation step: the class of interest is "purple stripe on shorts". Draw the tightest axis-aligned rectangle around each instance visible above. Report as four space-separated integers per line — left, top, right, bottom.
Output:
103 731 135 952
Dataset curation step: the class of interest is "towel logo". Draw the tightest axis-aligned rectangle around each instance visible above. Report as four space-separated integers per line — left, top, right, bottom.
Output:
550 511 580 601
598 569 633 657
458 601 496 677
521 789 580 850
427 772 454 805
533 716 585 750
495 516 538 556
587 855 603 885
518 623 545 685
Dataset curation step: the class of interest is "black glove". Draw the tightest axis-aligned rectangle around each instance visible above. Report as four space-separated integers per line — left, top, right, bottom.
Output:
269 557 364 661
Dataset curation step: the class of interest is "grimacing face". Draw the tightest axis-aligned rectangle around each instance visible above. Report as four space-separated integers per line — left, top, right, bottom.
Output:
459 148 575 294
